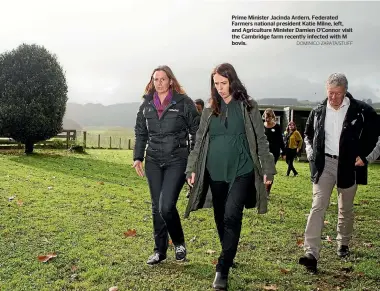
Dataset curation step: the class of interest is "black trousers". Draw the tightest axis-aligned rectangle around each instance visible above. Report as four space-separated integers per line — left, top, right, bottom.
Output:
145 158 186 255
286 148 298 176
208 170 255 275
266 152 280 194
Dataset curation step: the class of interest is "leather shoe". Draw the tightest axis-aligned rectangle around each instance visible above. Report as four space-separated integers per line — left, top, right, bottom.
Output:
212 272 228 290
337 245 350 258
299 253 317 273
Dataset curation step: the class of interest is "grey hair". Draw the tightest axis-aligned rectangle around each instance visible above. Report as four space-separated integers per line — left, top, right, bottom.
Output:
326 73 348 91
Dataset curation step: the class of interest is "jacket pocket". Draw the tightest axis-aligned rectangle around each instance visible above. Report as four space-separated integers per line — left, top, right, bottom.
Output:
309 160 318 179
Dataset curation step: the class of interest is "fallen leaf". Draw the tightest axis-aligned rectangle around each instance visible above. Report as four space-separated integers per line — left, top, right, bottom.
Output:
126 199 132 203
297 238 304 247
98 181 104 185
324 220 329 225
280 268 290 274
363 242 373 248
279 210 285 221
70 274 78 281
358 272 365 277
124 229 136 237
263 285 278 290
17 200 23 206
326 235 332 242
360 200 369 205
212 259 218 265
48 186 53 190
109 287 118 291
71 265 78 272
206 249 216 254
37 253 57 262
190 236 197 242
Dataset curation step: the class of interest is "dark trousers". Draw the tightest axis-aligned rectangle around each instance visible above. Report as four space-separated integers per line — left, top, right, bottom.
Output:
266 152 280 195
286 148 298 176
208 170 255 275
145 158 186 255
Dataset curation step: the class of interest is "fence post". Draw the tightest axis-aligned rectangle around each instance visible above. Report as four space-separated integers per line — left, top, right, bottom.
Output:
98 134 100 148
128 139 131 150
66 131 70 149
109 136 112 149
83 131 87 148
119 137 121 149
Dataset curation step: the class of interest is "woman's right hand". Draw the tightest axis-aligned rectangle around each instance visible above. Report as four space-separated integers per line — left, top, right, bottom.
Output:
133 160 144 177
187 172 196 187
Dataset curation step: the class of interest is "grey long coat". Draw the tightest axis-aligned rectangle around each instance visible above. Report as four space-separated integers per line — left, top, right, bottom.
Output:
184 98 276 218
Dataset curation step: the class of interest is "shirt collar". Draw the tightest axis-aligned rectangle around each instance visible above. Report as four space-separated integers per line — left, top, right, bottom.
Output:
327 96 350 111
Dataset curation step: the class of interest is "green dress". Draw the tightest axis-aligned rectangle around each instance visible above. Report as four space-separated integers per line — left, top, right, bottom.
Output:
206 98 254 184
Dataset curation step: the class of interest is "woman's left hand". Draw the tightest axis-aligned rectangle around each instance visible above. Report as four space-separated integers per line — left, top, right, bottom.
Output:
264 175 272 184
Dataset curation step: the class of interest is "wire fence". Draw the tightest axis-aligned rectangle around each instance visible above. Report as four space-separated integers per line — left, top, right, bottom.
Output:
76 131 135 150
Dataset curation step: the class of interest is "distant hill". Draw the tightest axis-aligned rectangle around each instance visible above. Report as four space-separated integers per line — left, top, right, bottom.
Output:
64 102 141 128
63 97 377 128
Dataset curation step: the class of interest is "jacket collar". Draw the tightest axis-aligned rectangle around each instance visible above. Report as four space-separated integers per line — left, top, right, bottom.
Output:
316 91 357 112
144 91 185 104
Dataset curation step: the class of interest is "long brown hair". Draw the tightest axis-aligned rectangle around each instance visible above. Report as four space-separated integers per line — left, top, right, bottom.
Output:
144 65 186 95
210 63 253 115
286 121 297 132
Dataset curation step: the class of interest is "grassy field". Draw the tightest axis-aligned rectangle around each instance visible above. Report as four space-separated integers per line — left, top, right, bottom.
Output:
0 149 379 291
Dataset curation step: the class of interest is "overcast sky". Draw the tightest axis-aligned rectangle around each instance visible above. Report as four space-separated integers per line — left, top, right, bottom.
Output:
1 0 379 105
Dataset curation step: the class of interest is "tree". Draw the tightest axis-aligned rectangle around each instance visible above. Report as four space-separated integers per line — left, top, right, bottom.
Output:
0 43 68 154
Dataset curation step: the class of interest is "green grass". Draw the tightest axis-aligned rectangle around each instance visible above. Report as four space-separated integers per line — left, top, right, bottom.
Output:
0 149 379 291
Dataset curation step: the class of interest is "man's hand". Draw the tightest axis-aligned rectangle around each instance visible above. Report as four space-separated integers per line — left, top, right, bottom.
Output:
187 172 196 187
132 160 144 177
264 175 272 185
355 156 365 166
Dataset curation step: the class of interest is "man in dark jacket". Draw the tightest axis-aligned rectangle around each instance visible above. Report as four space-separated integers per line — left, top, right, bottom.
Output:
299 73 378 273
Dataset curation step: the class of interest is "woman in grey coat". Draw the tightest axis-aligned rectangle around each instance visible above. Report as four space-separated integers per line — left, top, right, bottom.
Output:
185 63 276 290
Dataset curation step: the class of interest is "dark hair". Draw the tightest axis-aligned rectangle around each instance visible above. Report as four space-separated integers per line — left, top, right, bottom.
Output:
194 99 204 109
210 63 253 115
144 65 186 95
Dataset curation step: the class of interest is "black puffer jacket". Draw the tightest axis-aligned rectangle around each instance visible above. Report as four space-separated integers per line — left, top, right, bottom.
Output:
304 92 379 188
133 92 200 163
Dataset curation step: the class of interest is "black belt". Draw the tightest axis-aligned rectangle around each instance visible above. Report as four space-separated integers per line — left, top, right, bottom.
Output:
325 153 338 160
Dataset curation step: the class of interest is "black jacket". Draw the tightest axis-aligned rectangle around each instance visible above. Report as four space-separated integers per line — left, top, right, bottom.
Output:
304 92 378 188
133 92 200 163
